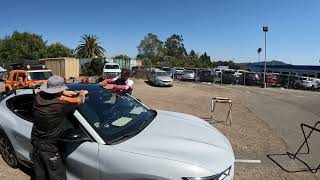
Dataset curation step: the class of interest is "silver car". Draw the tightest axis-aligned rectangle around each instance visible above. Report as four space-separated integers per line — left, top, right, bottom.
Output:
148 70 173 87
0 84 235 180
182 70 196 81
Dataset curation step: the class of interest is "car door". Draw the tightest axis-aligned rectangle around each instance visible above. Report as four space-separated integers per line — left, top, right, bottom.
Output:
62 113 100 180
6 94 100 180
5 94 35 162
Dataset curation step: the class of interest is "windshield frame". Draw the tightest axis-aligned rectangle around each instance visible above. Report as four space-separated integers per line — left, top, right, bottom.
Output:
70 85 156 145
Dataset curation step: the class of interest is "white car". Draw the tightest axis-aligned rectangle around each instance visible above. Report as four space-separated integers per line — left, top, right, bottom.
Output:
310 77 320 90
294 76 313 89
103 62 121 79
0 84 235 180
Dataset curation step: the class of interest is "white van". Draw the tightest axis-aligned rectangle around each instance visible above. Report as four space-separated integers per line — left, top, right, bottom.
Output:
103 62 121 79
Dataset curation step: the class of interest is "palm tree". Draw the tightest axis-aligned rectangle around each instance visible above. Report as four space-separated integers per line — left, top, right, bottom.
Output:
74 34 106 58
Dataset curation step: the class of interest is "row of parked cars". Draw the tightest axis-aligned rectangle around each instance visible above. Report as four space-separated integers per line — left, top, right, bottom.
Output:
145 67 320 91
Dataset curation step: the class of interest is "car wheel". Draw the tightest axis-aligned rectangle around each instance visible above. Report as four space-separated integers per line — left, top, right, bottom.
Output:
0 134 19 168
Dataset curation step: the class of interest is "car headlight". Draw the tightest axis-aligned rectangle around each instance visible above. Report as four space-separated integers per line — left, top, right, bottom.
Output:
182 166 231 180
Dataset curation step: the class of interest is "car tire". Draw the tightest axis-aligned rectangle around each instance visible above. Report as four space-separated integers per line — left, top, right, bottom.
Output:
0 133 19 168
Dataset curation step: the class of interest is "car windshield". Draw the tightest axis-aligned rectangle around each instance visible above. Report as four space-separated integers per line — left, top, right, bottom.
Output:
28 71 53 80
104 65 119 69
176 68 184 70
201 71 211 75
162 68 171 71
156 72 169 76
73 85 156 144
184 70 194 73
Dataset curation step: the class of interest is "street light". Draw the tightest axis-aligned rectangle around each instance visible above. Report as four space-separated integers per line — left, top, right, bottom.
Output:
257 48 262 62
263 26 268 88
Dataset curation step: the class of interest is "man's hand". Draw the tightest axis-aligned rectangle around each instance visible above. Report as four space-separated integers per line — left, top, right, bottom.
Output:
78 90 88 96
63 90 78 97
78 90 88 104
104 84 114 90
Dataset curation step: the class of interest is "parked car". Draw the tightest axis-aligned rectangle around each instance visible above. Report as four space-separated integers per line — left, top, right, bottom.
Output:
103 62 121 80
0 84 235 180
182 69 196 81
294 76 313 89
198 70 214 82
260 73 278 87
131 66 145 78
173 67 185 79
310 78 320 90
221 70 236 84
244 72 261 86
147 69 173 86
162 67 174 78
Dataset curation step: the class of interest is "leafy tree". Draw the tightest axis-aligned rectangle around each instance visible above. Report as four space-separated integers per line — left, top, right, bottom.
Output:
199 52 212 67
46 43 75 58
82 58 104 76
74 34 106 58
189 50 198 59
0 31 47 65
137 33 163 58
164 34 187 58
114 54 131 60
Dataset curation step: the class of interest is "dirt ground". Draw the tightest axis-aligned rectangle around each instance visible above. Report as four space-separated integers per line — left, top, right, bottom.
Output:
0 80 318 179
132 80 318 180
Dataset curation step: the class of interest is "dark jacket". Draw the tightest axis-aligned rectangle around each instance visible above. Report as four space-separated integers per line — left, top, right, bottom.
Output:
31 92 78 152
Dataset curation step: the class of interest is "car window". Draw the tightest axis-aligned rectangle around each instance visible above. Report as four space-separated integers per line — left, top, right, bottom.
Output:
17 73 26 82
12 72 18 81
156 72 169 76
28 71 53 80
104 65 119 69
6 94 35 122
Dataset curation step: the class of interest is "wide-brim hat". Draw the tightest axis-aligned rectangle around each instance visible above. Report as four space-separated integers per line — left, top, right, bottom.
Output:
40 75 68 94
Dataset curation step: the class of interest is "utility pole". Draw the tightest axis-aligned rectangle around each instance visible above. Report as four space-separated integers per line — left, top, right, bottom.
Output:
263 26 269 88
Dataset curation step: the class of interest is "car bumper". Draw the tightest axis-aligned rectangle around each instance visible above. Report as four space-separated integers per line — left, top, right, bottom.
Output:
183 76 195 80
158 81 173 86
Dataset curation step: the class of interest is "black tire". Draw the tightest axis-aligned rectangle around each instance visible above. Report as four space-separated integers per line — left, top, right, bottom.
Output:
0 133 19 168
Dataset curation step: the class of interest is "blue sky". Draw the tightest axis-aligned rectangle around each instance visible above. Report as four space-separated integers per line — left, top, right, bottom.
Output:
1 0 320 65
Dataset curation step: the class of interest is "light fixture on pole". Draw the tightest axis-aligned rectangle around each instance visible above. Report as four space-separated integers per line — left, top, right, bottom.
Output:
257 48 262 62
263 26 268 88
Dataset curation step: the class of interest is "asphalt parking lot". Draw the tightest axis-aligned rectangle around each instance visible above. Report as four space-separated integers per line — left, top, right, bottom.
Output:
0 80 319 179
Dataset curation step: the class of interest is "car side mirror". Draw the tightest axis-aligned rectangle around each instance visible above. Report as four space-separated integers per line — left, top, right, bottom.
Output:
59 129 90 143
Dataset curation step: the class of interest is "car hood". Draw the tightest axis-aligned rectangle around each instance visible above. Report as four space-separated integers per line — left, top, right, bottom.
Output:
113 110 235 173
157 76 172 81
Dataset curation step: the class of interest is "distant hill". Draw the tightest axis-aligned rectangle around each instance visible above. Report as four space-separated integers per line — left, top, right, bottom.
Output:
250 60 288 65
237 60 288 70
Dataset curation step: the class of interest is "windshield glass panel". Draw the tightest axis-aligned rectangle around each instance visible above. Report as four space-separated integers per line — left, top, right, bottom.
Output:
162 68 171 71
156 72 169 76
184 70 194 73
28 71 53 80
76 86 156 144
104 65 119 69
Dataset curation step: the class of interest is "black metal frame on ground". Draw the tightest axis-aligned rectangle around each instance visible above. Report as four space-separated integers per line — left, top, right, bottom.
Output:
205 97 233 126
267 121 320 173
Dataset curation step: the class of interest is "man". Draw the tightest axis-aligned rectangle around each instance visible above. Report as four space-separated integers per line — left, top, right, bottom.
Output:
99 69 134 94
31 75 88 180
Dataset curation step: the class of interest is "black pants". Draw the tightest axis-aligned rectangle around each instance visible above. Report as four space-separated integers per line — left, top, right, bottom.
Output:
32 148 67 180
